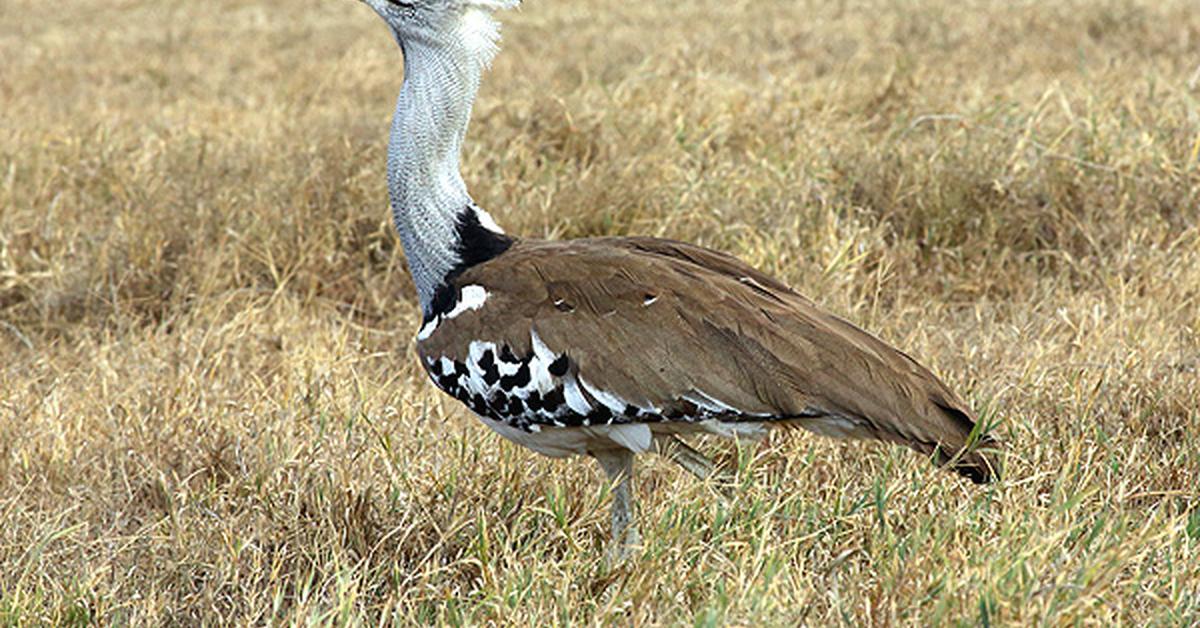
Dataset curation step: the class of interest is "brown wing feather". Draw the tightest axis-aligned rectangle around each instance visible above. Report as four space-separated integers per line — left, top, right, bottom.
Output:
421 237 1003 482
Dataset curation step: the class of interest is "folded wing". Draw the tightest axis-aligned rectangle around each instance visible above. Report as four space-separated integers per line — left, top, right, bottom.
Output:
419 236 1003 482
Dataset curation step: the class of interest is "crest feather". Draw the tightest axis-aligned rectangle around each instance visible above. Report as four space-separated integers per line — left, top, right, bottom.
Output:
466 0 520 9
458 3 512 68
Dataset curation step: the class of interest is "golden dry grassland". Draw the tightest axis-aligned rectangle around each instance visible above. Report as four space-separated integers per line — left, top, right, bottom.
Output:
2 0 1199 624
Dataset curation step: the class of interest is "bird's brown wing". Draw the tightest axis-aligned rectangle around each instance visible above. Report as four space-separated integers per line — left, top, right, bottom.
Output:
419 236 1002 482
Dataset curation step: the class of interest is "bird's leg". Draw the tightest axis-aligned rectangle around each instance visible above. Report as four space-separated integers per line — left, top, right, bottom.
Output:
655 435 735 490
592 448 641 563
655 435 716 480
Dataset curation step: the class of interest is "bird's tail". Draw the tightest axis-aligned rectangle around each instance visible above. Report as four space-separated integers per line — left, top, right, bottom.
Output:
938 432 1004 484
789 404 1004 484
924 398 1004 484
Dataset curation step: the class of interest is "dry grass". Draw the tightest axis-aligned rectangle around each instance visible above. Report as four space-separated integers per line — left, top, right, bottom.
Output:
2 0 1199 624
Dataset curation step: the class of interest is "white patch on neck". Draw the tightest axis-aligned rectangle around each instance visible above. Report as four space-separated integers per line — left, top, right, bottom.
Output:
472 206 505 234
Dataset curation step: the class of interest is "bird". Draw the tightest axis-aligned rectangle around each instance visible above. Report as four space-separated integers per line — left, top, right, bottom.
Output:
355 0 1002 559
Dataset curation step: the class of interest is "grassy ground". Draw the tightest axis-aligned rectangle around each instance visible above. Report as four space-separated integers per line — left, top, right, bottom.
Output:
2 0 1199 624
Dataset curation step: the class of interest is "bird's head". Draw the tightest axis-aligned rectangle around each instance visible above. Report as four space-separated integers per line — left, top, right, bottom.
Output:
361 0 519 62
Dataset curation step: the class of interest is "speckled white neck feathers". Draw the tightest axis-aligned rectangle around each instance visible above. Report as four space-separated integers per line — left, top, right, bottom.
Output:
386 7 507 314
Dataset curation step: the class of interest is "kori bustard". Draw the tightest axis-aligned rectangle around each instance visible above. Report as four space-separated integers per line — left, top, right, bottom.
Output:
355 0 1002 559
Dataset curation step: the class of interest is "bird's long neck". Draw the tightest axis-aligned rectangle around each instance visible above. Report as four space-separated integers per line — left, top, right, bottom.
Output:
388 24 510 317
